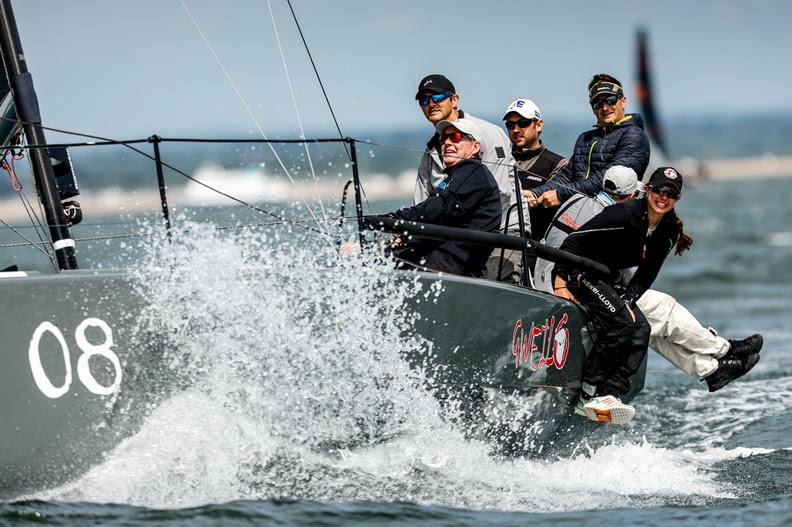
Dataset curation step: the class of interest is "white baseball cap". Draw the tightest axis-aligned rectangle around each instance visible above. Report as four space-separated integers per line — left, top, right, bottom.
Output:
603 165 641 195
436 118 483 142
503 99 542 121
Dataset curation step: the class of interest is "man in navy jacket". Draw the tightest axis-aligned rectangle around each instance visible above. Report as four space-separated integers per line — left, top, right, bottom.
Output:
391 118 501 277
527 74 650 209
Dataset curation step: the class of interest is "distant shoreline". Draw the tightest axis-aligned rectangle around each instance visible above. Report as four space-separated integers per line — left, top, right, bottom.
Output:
1 154 791 222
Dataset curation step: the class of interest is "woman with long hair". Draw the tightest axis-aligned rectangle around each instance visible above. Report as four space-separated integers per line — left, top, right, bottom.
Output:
553 167 692 424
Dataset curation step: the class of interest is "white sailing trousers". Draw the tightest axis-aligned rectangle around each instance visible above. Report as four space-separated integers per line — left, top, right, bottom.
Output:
637 289 730 377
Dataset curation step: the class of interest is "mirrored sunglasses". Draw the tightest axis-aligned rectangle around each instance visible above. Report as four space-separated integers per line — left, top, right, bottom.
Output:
504 118 536 130
418 92 453 107
591 94 621 110
440 131 475 144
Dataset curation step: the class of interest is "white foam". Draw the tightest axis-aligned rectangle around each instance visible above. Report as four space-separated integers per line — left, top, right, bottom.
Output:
331 435 733 512
40 391 275 507
657 376 792 449
33 220 742 511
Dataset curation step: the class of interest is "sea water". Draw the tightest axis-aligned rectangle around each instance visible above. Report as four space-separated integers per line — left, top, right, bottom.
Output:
1 177 792 526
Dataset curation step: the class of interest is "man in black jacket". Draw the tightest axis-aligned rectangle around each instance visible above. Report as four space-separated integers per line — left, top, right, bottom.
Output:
390 118 502 277
526 74 650 209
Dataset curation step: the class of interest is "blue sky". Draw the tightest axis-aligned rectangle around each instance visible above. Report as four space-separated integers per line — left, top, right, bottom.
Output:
13 0 792 141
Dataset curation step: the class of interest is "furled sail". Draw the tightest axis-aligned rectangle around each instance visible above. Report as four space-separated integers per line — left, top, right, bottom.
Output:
0 54 20 155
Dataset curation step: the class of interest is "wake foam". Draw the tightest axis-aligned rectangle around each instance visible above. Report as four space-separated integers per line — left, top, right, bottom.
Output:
34 220 735 510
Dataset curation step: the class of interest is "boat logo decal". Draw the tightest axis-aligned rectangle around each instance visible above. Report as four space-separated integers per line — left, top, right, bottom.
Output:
511 313 570 371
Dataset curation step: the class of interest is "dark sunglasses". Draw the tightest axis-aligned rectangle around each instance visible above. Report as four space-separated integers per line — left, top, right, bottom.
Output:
647 184 681 200
440 131 475 144
591 94 621 110
418 92 453 107
504 118 536 130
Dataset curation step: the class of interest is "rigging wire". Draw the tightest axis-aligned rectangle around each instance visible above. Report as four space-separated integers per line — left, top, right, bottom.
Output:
283 0 374 215
284 0 348 160
350 138 577 196
177 0 326 232
10 154 50 244
264 0 330 231
1 149 58 269
0 219 323 249
0 116 328 236
0 119 592 209
0 216 58 265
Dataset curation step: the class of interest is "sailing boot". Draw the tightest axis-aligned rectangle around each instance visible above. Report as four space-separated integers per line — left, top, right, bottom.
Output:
705 353 761 392
723 334 763 360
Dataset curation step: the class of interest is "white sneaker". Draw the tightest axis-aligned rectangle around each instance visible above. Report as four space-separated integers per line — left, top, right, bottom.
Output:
581 395 635 424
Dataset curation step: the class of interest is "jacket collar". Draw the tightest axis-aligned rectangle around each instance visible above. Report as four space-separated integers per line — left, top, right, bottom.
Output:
593 113 644 131
442 157 480 175
512 141 545 161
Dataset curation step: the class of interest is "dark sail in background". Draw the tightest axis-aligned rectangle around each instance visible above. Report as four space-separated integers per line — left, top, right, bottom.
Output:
635 28 669 160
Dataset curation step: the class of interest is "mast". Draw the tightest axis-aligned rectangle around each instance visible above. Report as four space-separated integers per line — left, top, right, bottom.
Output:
0 0 77 269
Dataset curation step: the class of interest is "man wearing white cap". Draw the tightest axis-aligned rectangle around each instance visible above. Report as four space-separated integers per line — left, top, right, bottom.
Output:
389 118 502 277
501 99 568 282
534 165 640 294
535 166 763 401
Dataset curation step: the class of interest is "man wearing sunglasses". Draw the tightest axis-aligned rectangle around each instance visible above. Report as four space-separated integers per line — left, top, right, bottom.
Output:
413 75 520 279
389 118 502 277
526 74 650 211
502 99 567 280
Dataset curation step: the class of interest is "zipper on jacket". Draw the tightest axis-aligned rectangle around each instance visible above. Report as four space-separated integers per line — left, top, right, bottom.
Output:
585 140 598 179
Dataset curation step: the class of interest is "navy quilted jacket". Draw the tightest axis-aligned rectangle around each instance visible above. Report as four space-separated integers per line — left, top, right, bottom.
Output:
532 113 650 202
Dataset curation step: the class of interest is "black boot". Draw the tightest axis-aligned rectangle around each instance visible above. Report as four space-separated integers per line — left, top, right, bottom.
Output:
705 353 761 392
724 334 763 360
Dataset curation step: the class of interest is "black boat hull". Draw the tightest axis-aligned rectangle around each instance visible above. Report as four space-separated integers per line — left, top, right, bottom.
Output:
0 268 646 498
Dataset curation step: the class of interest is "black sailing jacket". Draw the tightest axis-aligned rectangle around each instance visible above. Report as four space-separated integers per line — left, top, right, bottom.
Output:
532 113 650 203
395 158 501 276
556 197 680 304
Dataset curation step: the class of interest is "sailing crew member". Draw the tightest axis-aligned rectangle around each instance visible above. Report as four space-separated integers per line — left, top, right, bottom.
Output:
526 74 650 210
502 98 567 282
553 167 691 424
388 118 501 277
412 74 522 280
535 165 762 397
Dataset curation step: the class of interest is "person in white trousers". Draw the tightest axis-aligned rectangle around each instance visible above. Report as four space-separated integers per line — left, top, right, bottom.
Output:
534 165 762 392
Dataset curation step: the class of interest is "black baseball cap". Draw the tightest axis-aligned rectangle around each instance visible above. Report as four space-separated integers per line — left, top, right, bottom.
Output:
647 167 684 194
415 74 455 99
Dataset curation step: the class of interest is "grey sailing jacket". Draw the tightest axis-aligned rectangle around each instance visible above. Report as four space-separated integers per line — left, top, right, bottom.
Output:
534 192 616 293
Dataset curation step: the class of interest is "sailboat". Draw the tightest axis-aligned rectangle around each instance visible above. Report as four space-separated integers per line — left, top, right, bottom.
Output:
0 0 646 499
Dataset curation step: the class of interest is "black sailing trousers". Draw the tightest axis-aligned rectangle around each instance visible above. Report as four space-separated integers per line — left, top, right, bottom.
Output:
566 273 651 397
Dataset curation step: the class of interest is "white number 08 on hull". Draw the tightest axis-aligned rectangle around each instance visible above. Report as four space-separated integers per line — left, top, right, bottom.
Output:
28 317 122 398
